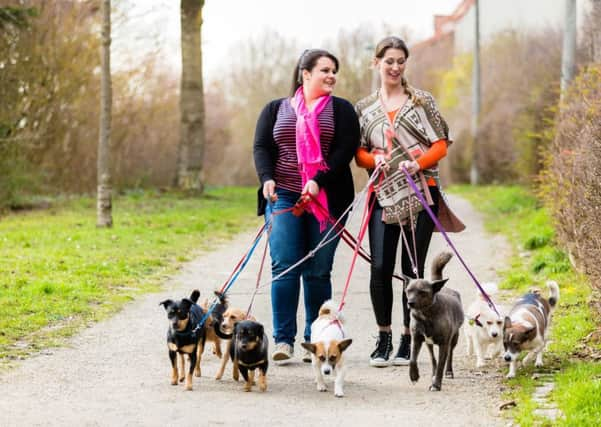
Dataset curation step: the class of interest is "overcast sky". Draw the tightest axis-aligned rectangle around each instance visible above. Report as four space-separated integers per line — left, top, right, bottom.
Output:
115 0 461 78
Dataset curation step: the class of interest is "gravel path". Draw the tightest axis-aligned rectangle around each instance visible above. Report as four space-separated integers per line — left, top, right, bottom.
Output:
0 195 511 427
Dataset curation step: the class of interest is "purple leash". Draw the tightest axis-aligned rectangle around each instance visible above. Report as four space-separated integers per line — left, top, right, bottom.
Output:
401 167 500 316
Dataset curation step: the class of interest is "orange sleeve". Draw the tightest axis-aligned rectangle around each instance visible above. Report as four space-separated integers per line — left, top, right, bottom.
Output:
355 147 376 169
416 139 447 170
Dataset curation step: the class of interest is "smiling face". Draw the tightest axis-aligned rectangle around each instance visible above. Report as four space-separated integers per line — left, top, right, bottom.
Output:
302 56 337 97
376 47 407 88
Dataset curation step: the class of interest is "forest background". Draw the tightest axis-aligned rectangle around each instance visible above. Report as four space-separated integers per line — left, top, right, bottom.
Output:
1 0 600 302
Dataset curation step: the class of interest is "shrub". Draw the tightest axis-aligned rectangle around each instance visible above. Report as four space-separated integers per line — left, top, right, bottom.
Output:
541 64 601 293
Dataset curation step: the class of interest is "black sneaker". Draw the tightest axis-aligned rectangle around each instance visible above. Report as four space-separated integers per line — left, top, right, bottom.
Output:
392 334 411 366
369 331 393 367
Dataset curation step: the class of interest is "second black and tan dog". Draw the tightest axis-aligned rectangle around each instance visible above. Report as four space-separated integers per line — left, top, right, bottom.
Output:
230 320 268 392
159 289 206 391
405 252 464 391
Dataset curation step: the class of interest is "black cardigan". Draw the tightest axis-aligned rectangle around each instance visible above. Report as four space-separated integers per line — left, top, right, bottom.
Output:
253 96 360 219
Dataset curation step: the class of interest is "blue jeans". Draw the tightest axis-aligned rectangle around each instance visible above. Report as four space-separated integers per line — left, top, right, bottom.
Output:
265 188 342 346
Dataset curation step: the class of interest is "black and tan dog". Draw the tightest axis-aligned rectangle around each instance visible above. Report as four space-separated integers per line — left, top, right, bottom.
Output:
405 252 464 391
159 290 206 390
230 320 268 392
214 307 256 381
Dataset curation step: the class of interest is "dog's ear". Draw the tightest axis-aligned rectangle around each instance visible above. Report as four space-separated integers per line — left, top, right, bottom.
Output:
503 316 512 330
301 342 317 354
431 278 449 294
159 299 174 310
180 298 193 312
257 324 264 337
524 325 537 339
338 338 353 353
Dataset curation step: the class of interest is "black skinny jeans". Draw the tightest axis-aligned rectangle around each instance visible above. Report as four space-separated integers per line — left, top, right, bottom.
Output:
368 186 440 329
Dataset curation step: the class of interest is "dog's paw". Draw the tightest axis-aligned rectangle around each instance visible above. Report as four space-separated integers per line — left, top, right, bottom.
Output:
506 372 516 379
409 363 420 383
194 368 201 378
429 384 441 392
243 384 252 392
317 383 327 392
476 359 486 368
535 360 544 368
445 371 454 379
334 389 344 398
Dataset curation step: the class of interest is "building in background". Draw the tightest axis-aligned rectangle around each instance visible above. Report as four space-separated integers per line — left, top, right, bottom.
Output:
412 0 592 58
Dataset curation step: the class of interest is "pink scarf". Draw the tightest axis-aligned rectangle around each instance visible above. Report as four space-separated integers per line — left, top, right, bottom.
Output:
292 87 331 231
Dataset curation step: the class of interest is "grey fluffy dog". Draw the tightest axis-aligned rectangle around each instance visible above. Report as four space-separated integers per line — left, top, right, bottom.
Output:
406 252 464 391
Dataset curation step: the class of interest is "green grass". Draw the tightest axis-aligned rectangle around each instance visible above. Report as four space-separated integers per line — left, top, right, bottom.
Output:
449 185 601 426
0 187 258 361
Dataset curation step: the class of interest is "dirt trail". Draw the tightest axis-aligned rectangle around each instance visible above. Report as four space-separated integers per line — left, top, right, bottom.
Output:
0 195 511 427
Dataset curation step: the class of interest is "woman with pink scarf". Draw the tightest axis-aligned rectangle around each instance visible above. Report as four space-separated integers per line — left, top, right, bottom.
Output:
253 49 359 363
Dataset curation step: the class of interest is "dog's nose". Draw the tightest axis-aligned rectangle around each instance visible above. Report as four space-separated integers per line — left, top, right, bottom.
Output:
323 368 331 375
492 332 498 338
504 354 512 362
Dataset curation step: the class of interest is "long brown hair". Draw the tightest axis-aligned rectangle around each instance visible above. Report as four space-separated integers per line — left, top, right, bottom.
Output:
290 49 339 96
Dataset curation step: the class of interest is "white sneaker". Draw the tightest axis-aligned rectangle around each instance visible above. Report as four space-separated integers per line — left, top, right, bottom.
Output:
272 343 293 362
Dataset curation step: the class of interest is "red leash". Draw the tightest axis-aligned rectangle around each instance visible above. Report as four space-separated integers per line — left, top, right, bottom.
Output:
301 186 377 311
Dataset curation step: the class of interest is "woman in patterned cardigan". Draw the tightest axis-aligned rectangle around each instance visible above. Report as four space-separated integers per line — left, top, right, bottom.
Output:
355 36 464 367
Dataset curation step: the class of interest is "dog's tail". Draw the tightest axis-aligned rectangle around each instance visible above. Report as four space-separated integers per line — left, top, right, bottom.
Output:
190 289 201 303
547 280 560 309
319 300 344 323
431 251 453 281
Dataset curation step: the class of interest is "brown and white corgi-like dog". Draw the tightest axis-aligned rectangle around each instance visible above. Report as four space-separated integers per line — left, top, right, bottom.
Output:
301 301 352 397
503 281 559 378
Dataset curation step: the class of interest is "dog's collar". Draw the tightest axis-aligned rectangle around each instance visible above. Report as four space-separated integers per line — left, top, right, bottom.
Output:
237 359 266 368
469 314 484 328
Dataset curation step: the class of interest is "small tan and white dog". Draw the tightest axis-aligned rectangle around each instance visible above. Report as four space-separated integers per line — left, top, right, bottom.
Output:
301 301 352 398
503 281 560 378
214 307 255 381
464 294 504 368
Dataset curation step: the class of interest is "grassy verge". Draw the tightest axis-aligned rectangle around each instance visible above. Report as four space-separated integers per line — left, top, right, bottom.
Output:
450 185 601 427
0 187 258 363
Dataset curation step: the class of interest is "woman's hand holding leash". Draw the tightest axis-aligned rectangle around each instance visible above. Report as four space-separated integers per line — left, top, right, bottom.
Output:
263 180 278 202
302 179 320 197
374 154 390 173
399 160 420 175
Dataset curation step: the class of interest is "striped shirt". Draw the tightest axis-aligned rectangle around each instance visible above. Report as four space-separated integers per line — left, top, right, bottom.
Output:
272 97 335 193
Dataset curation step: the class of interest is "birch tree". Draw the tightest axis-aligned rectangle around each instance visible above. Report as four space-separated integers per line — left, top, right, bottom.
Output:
176 0 205 193
97 0 112 227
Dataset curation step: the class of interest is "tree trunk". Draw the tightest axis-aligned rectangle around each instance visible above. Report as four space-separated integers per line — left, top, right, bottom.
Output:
176 0 205 193
97 0 112 227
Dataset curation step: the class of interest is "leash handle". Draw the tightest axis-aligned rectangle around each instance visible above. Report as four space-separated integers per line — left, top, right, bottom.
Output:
401 167 500 316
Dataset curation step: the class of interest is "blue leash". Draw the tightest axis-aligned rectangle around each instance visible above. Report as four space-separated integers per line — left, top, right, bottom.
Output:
193 219 271 333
